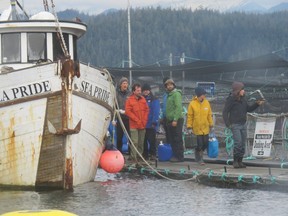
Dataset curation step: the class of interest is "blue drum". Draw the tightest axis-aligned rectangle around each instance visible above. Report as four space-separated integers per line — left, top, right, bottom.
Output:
158 142 173 161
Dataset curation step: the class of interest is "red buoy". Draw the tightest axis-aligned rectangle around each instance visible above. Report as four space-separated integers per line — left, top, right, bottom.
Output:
100 150 125 173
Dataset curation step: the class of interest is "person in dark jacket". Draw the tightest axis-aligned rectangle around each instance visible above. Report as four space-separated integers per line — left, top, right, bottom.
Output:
114 77 131 154
142 83 160 160
222 82 264 168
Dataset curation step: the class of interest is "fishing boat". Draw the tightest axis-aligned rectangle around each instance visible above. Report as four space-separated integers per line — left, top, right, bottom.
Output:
0 1 115 190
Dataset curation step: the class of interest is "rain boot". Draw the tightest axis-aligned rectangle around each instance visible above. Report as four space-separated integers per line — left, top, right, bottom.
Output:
199 150 205 165
233 156 240 168
238 157 246 168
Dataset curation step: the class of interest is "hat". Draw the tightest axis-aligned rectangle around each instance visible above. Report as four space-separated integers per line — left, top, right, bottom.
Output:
195 87 206 97
164 79 175 87
119 77 128 86
232 81 244 95
142 83 151 91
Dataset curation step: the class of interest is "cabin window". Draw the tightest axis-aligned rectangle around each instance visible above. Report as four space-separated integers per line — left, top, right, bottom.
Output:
27 33 46 62
2 33 21 63
53 33 69 60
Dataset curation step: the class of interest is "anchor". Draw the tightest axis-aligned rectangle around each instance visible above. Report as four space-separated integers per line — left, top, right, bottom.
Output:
47 119 82 135
47 58 82 135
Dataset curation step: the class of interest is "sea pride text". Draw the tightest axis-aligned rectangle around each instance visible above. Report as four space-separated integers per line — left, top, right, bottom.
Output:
0 81 51 101
81 81 110 103
0 80 110 103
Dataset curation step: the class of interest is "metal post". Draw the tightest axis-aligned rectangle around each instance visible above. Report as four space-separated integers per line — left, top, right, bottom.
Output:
169 53 172 78
127 0 132 85
180 53 185 93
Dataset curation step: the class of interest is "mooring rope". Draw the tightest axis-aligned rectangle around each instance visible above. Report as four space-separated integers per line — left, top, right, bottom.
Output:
108 84 200 182
224 127 233 157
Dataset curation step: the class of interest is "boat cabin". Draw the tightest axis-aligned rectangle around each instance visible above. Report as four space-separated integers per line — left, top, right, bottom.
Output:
0 10 86 69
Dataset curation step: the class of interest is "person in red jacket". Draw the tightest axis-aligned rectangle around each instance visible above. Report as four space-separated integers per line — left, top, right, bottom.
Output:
125 83 149 162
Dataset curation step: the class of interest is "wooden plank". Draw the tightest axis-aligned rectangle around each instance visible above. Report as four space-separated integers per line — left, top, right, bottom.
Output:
35 94 65 189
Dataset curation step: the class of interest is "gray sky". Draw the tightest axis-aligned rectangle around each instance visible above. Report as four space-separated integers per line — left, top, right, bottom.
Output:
0 0 287 15
0 0 159 15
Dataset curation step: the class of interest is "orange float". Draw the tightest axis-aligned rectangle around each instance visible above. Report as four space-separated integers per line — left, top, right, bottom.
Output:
99 150 125 173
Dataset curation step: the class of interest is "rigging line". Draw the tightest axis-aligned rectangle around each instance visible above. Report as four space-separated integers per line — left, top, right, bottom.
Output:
250 72 287 92
50 0 69 58
16 0 29 18
43 0 49 12
109 61 288 74
112 92 198 182
272 46 288 54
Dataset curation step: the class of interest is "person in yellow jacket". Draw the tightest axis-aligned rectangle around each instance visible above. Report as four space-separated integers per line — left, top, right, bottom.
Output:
187 87 213 165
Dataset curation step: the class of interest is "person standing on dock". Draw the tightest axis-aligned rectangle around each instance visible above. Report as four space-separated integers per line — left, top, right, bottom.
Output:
165 79 184 162
222 82 264 168
114 77 131 154
142 83 160 161
125 83 149 162
160 77 171 144
186 87 214 165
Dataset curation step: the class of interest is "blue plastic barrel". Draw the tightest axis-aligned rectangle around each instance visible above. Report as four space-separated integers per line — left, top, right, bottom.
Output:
122 140 128 153
158 143 173 161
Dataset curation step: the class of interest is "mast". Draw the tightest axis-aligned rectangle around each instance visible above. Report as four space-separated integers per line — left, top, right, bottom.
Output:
10 0 20 20
127 0 132 85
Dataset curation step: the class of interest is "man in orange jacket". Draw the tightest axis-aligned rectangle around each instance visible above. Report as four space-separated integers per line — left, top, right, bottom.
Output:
125 83 149 162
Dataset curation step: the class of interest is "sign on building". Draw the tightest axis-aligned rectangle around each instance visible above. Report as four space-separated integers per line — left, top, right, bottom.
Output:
252 118 276 158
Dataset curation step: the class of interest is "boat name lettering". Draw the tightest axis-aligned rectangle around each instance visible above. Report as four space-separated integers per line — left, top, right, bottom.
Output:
81 81 110 103
0 81 51 102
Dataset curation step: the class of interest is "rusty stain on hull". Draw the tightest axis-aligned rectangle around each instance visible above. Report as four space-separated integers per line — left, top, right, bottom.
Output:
45 59 82 136
7 118 17 182
64 158 73 190
0 58 114 190
36 59 79 190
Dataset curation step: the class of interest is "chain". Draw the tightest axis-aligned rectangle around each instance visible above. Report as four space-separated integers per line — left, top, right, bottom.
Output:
50 0 70 58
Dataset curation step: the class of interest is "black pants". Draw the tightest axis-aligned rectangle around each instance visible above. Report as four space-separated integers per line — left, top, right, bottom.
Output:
116 116 130 154
163 117 172 144
143 128 156 158
196 134 209 152
167 118 184 160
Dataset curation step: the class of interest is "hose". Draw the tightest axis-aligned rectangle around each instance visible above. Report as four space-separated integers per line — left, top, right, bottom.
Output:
224 127 233 157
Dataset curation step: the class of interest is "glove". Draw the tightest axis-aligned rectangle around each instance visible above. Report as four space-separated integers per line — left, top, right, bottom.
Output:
187 128 193 134
256 100 265 105
119 109 125 114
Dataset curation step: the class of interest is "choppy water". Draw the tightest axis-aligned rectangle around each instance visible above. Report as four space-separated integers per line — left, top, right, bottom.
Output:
0 169 288 216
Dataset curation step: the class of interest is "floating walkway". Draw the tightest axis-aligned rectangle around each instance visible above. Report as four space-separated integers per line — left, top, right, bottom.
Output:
123 151 288 193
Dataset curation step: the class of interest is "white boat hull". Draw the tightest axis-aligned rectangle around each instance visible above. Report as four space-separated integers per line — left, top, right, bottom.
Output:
0 62 114 190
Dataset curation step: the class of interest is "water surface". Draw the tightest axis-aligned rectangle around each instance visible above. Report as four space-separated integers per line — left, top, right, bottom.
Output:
0 169 287 216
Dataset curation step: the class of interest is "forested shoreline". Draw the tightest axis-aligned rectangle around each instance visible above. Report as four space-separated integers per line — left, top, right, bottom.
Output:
59 8 288 68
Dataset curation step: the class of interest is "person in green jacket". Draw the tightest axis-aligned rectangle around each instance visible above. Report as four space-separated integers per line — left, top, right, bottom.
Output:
187 87 214 165
165 79 184 162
